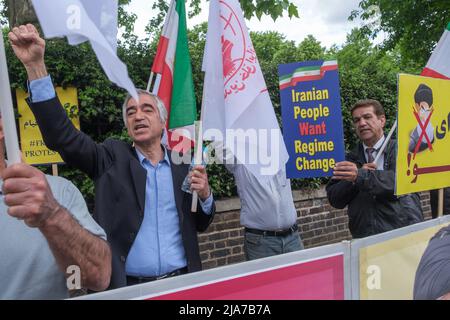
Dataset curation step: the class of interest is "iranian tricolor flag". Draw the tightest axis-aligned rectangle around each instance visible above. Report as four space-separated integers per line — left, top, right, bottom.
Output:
421 23 450 79
279 60 338 90
150 0 196 153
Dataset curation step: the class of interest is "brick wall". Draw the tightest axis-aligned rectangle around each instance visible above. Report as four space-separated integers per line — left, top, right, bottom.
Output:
199 186 432 270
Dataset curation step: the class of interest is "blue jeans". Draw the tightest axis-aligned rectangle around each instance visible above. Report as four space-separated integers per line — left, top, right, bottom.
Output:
244 230 304 261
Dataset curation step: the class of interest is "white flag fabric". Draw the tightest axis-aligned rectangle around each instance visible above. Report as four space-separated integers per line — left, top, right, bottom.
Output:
67 0 118 53
31 0 138 101
202 0 289 180
421 23 450 79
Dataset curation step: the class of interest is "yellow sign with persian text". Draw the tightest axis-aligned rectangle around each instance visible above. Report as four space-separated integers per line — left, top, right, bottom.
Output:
16 87 80 165
396 74 450 195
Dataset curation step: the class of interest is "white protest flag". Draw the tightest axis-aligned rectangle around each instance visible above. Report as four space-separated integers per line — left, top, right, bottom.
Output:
202 0 289 179
31 0 138 101
0 33 21 164
66 0 118 53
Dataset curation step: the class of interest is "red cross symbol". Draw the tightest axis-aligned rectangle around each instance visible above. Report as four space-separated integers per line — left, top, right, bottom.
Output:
221 13 236 35
412 109 434 159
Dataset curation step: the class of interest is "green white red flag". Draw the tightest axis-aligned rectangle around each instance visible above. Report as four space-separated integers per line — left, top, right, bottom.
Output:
150 0 196 153
279 60 338 90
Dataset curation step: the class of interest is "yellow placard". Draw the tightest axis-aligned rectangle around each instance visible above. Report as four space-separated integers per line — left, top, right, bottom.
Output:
17 87 80 165
396 74 450 195
359 223 450 300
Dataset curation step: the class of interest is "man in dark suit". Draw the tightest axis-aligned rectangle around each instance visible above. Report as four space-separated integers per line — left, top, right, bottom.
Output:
10 24 216 289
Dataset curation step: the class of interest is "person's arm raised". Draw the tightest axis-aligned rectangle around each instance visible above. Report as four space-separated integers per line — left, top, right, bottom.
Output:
8 24 48 81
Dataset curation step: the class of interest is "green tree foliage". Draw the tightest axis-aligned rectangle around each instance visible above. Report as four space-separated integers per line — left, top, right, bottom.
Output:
0 0 147 207
351 0 450 67
0 0 136 30
147 0 299 34
0 2 419 203
337 28 401 150
184 25 401 195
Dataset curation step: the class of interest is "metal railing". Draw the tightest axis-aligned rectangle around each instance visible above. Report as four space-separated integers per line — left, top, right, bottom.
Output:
74 216 450 300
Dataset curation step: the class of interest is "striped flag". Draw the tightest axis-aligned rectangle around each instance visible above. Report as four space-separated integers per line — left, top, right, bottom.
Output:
279 60 338 90
421 23 450 79
150 0 196 153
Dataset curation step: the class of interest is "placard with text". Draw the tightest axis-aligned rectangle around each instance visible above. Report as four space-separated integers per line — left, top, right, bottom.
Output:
396 74 450 195
17 87 80 165
278 60 345 178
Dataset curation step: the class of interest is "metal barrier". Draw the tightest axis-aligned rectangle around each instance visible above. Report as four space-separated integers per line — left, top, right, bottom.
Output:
75 242 350 300
351 215 450 300
74 216 450 300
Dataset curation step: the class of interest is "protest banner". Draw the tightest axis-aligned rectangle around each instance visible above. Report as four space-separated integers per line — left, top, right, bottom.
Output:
396 74 450 195
17 87 80 165
279 60 345 178
151 255 344 300
203 0 289 181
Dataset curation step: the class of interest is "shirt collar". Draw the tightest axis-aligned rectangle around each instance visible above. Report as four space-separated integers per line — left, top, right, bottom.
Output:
363 135 385 152
135 145 171 167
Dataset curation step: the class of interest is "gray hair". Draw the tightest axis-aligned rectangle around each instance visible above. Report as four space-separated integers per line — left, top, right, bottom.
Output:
122 89 168 127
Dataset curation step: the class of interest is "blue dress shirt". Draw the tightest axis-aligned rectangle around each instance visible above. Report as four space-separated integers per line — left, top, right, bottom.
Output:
126 148 213 277
28 75 56 102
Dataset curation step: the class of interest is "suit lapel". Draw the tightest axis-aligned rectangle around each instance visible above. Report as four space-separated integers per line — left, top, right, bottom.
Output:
350 143 365 166
129 151 146 212
384 139 395 170
168 151 187 222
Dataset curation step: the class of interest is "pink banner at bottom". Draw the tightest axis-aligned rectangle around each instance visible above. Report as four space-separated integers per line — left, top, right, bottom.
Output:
149 255 344 300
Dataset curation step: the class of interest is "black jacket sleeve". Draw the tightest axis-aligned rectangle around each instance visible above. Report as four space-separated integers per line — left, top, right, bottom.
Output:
28 97 114 179
195 200 216 232
354 168 397 200
326 151 361 209
326 179 359 209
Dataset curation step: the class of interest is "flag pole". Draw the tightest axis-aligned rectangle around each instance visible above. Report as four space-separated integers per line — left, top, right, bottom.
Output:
52 163 59 176
0 33 21 165
191 120 203 212
438 188 444 217
373 119 397 164
191 73 207 212
146 72 154 92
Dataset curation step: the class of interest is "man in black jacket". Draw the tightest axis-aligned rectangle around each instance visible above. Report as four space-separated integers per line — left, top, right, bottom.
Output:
10 24 216 289
327 99 423 238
